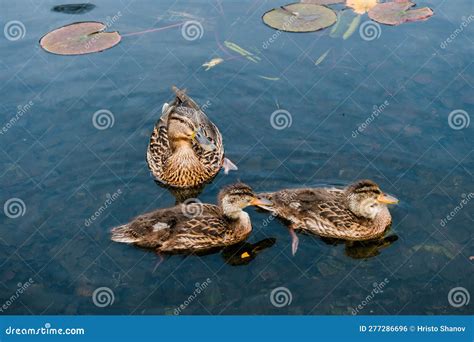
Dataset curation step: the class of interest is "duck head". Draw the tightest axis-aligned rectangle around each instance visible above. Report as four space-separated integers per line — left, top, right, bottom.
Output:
346 179 398 220
218 183 272 219
167 108 216 152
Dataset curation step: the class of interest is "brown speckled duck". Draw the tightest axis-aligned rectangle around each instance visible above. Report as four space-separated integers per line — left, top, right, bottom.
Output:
256 179 398 254
147 86 237 188
110 183 271 253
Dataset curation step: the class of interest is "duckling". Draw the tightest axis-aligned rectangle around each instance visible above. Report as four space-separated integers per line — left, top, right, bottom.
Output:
110 183 272 253
147 86 237 188
256 179 398 254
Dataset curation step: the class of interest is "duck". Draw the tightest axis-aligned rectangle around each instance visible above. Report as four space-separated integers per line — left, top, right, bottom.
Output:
110 183 272 254
256 179 398 254
147 86 237 189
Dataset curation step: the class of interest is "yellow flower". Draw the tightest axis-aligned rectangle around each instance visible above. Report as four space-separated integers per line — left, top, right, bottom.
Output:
347 0 378 14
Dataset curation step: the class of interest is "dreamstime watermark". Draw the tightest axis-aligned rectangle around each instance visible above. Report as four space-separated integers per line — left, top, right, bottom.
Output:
174 278 212 315
5 323 85 336
270 109 292 130
181 198 204 218
200 99 212 111
262 15 298 49
104 11 122 29
0 101 34 135
4 198 26 218
440 193 473 227
359 21 381 41
92 287 115 307
351 278 389 315
448 287 470 308
0 278 34 313
270 286 292 308
352 100 389 138
92 109 115 130
440 15 474 49
181 20 203 41
448 109 470 130
84 189 122 227
260 192 297 228
84 11 122 50
4 20 26 41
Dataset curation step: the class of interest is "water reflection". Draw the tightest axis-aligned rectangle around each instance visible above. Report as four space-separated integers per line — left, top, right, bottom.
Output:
154 179 207 204
51 3 96 14
323 234 399 259
221 238 276 266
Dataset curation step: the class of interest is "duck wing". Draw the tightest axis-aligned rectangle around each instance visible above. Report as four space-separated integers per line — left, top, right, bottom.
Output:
111 204 234 252
259 188 372 239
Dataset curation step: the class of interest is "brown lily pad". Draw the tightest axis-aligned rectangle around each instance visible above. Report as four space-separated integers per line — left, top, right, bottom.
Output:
40 21 121 55
368 1 434 26
263 3 337 32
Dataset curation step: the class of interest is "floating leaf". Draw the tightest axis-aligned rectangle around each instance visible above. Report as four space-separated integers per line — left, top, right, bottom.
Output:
40 22 121 55
262 3 337 32
241 252 250 259
330 9 358 38
202 57 224 70
258 75 280 81
51 3 96 14
346 0 378 14
315 48 330 65
368 1 434 26
224 41 261 63
342 14 361 39
300 0 344 4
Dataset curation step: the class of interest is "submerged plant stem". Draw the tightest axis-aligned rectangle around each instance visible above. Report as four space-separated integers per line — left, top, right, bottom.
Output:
122 22 185 37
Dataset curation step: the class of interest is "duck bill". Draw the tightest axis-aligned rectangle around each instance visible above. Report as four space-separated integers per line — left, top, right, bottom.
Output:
377 193 399 205
249 197 273 206
193 128 216 152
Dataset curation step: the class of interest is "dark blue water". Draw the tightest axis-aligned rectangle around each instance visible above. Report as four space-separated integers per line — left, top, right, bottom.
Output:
0 0 472 315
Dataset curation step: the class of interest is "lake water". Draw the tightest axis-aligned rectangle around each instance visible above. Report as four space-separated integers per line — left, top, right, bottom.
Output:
0 0 472 315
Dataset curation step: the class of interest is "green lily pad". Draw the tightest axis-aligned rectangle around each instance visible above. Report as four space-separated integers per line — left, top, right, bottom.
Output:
368 1 434 26
262 3 337 32
40 21 121 55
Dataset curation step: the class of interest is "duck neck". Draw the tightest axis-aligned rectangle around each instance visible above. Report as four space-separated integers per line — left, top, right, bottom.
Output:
162 140 206 186
167 140 200 166
226 210 252 237
220 200 252 235
170 138 193 153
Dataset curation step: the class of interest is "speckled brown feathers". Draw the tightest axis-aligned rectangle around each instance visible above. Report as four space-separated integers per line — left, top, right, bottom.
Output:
111 203 251 253
258 180 393 241
110 183 265 253
147 87 224 188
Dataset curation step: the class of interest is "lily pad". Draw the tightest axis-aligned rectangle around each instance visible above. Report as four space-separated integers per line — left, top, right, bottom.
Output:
368 1 434 26
40 22 121 55
262 3 337 32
